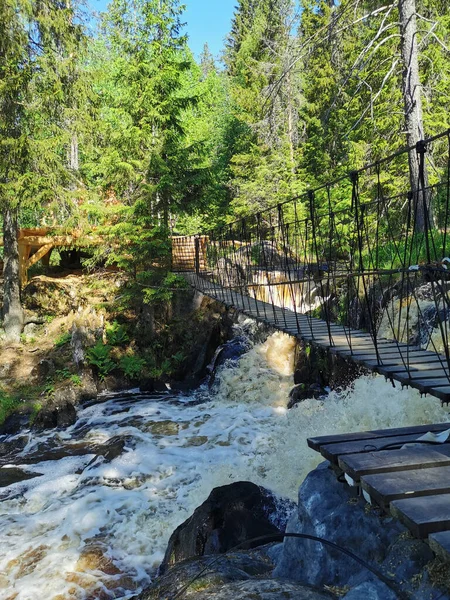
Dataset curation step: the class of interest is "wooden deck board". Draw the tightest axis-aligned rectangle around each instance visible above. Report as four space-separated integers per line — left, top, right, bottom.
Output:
319 430 450 464
361 467 450 509
429 531 450 561
338 445 450 482
307 423 450 452
391 494 450 538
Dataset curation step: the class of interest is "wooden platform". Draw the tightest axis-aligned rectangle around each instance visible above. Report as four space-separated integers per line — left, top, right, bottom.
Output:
308 423 450 559
182 272 450 404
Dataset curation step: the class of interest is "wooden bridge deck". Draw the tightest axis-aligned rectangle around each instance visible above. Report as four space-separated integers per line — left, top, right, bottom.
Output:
183 272 450 404
308 424 450 560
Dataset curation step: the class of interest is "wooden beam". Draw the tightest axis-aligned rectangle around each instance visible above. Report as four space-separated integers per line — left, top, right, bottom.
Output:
26 243 54 269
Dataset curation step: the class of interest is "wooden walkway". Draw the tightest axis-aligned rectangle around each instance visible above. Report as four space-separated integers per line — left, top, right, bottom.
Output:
308 424 450 560
183 273 450 404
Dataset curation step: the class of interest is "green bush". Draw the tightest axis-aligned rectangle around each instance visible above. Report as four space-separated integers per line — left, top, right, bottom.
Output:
70 374 82 386
87 341 116 380
106 321 129 346
119 354 146 379
0 389 19 425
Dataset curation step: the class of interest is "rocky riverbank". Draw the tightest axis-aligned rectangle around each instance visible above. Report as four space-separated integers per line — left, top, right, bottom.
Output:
140 463 450 600
0 270 236 436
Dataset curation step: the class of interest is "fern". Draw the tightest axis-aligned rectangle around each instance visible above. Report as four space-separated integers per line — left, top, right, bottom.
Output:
87 341 116 380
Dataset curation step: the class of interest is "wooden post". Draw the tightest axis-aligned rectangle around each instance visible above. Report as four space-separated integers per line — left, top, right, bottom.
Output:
195 237 200 275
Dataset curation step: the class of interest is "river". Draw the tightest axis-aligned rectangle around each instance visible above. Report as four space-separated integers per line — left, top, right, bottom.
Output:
0 323 448 599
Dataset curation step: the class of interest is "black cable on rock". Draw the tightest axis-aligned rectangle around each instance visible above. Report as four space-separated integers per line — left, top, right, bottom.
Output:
170 532 409 600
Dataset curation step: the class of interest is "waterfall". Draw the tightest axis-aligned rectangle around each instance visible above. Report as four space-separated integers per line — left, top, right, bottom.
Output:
0 320 448 599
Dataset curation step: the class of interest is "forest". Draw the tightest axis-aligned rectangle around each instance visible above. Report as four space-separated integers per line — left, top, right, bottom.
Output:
1 0 450 341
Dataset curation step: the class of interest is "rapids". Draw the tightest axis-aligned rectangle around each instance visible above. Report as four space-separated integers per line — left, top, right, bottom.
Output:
0 324 449 599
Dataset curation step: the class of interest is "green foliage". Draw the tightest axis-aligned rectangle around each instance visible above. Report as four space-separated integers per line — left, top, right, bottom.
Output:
0 388 20 425
87 341 116 380
29 402 43 426
119 354 146 379
70 374 82 386
55 332 71 348
106 321 129 346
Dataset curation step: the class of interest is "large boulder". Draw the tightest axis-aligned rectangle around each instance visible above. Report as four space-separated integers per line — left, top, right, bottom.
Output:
32 400 77 430
139 547 331 600
190 579 333 600
160 481 294 574
274 462 440 598
139 549 274 599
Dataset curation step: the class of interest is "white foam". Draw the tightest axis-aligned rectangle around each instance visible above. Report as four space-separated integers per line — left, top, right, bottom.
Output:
0 331 448 599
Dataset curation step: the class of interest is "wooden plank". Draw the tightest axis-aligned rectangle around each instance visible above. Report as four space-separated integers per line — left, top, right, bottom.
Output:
320 429 450 464
307 423 450 452
339 445 450 482
405 379 450 393
391 493 450 538
361 466 450 509
429 531 450 562
378 362 449 375
428 386 450 401
387 369 450 380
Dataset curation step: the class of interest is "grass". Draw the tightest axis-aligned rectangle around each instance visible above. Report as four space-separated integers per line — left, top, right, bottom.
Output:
0 384 47 425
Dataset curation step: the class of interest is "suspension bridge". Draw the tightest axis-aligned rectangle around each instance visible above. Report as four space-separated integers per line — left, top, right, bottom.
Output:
174 130 450 405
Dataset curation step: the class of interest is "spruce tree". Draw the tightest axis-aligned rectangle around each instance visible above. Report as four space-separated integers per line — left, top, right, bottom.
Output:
0 0 84 341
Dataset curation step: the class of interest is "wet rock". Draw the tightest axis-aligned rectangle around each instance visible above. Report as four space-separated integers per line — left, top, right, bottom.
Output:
144 420 184 436
32 401 77 431
210 336 250 372
139 548 275 599
99 435 128 461
0 413 30 436
288 383 327 408
76 544 120 575
6 544 48 578
160 482 291 574
139 377 155 393
0 435 28 462
0 467 42 487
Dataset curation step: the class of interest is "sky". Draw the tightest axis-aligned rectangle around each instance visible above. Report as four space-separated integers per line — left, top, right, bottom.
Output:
90 0 237 60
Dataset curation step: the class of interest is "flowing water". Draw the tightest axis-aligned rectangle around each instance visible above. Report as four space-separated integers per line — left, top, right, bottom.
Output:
1 323 449 600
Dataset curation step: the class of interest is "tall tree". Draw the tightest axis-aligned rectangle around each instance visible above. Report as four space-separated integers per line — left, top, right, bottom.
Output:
225 0 302 215
0 0 84 340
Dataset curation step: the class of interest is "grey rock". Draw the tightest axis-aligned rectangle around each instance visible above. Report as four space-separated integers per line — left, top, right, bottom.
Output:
70 324 87 368
31 358 55 379
342 580 397 600
379 536 434 593
23 322 39 336
32 401 77 430
192 579 333 599
139 550 275 600
274 462 404 588
0 413 30 436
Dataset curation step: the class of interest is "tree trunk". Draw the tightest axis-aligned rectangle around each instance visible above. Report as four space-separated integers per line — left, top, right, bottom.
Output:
286 69 296 174
398 0 429 233
2 206 24 341
69 131 79 172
